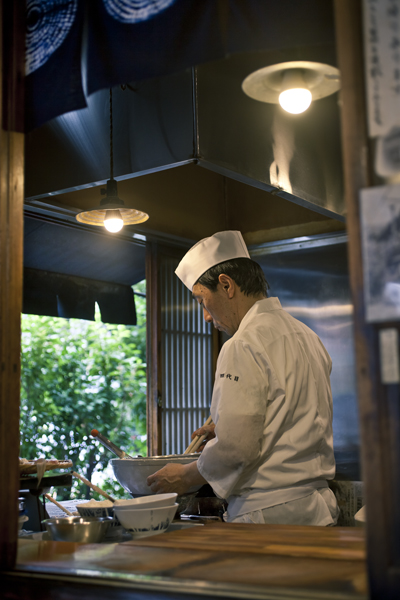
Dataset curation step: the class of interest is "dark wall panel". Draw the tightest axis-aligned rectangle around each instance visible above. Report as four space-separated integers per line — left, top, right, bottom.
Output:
253 240 359 478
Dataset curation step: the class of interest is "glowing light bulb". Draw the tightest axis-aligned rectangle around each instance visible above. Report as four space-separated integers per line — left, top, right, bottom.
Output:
279 88 312 114
104 209 123 232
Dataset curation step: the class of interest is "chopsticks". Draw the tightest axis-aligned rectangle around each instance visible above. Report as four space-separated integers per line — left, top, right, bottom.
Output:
72 471 116 502
184 415 213 454
44 493 74 516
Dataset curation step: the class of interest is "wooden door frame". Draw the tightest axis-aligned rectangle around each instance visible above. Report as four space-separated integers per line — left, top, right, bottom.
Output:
2 2 400 597
0 0 25 571
334 1 400 597
146 241 162 456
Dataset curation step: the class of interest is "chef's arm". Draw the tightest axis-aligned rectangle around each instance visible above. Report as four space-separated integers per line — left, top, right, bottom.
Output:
147 460 207 495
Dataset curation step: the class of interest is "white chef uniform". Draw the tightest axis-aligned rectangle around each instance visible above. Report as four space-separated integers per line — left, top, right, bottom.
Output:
197 297 338 525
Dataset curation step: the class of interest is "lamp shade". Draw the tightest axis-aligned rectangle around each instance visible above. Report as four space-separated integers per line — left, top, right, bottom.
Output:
75 89 149 232
242 61 340 106
76 206 149 227
76 178 149 229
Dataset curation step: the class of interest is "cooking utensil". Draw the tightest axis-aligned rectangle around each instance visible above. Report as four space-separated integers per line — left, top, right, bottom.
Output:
110 454 201 497
184 416 213 454
42 516 112 542
180 514 221 521
91 429 136 459
44 493 74 516
72 471 116 502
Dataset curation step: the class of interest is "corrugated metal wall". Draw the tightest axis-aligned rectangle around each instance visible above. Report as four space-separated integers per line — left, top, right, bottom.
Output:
160 255 213 455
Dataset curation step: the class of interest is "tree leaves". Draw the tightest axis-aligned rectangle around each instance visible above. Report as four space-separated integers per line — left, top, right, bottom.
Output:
20 282 147 499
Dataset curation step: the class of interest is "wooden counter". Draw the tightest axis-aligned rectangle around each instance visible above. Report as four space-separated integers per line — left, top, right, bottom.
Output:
9 522 368 600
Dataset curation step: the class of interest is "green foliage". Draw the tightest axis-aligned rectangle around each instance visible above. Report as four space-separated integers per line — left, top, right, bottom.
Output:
20 281 147 500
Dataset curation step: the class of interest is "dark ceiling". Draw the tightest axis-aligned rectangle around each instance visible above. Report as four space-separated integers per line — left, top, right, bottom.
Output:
22 0 344 323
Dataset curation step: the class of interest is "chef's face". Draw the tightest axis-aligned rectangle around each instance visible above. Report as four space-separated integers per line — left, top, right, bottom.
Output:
192 282 236 336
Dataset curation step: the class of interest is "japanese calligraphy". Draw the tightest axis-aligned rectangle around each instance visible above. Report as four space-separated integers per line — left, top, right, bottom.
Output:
219 373 239 382
363 0 400 137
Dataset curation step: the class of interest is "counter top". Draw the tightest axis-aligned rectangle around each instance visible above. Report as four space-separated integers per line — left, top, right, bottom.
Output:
13 522 368 600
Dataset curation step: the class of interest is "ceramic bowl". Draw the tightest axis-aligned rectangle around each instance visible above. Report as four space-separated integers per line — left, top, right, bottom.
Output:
110 454 201 496
77 502 122 529
42 516 112 543
113 503 178 538
113 493 177 510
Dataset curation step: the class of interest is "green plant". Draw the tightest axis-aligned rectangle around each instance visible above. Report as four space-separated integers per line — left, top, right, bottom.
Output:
20 281 147 500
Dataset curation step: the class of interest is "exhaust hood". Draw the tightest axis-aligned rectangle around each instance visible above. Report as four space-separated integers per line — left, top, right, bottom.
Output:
25 2 344 239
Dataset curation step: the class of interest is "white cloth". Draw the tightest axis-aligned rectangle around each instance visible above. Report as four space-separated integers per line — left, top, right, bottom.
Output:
197 297 337 522
175 230 250 290
227 487 340 526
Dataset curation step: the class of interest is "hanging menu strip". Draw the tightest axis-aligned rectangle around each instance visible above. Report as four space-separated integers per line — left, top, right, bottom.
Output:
363 0 400 137
379 328 400 383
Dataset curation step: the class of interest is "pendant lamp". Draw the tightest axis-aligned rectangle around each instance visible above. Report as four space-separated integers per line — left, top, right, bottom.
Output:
242 61 340 115
76 89 149 232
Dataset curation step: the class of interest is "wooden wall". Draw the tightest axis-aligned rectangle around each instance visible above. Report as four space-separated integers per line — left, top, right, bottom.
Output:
334 1 400 597
0 0 25 571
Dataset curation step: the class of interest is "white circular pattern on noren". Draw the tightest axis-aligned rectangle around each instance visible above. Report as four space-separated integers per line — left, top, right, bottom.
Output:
25 0 78 75
103 0 176 23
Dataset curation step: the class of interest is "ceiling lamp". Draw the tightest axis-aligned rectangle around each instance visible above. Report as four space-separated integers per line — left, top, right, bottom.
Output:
242 61 340 115
76 89 149 233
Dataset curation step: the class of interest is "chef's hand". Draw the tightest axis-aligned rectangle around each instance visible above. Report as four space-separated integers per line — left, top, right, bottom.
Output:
147 461 207 495
191 423 215 451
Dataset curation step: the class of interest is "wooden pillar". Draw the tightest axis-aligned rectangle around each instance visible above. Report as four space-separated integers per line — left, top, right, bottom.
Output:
0 0 25 570
334 1 400 597
146 242 162 456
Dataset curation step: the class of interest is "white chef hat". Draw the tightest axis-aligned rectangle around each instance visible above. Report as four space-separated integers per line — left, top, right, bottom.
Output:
175 230 250 290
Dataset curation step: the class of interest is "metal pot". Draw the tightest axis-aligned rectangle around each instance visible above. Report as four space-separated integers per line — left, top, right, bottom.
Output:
92 432 216 514
110 454 202 497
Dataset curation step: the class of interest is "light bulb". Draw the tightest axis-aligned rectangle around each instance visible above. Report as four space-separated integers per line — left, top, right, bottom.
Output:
104 209 123 232
279 88 312 114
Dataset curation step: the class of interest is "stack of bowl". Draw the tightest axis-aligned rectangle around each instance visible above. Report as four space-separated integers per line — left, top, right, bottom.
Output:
76 499 123 538
113 493 178 539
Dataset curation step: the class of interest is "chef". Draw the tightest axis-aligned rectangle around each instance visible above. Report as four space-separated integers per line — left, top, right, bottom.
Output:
147 230 339 525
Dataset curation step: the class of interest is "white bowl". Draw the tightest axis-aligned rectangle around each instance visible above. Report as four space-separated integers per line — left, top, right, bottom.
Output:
114 503 178 538
113 493 177 510
77 502 121 529
110 454 201 496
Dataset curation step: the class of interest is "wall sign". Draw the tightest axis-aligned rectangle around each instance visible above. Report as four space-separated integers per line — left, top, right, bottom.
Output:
379 328 400 383
363 0 400 138
360 184 400 322
363 0 400 175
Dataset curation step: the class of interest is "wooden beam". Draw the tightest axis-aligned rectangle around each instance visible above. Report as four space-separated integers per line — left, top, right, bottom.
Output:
334 1 400 597
0 0 25 571
146 242 162 456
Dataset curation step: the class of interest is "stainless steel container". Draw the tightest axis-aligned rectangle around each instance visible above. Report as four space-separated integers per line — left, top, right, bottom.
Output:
110 454 201 497
42 516 112 542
